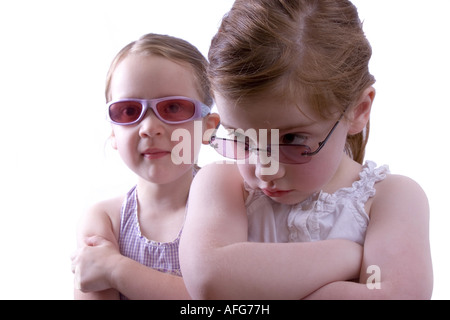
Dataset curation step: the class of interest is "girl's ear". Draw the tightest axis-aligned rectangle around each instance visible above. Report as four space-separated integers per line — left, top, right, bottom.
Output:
348 86 375 135
110 130 118 150
202 113 221 145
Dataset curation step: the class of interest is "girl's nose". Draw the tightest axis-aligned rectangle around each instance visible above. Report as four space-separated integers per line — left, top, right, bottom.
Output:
254 157 284 182
138 110 165 138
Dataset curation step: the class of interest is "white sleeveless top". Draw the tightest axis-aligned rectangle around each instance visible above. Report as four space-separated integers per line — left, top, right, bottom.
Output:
245 161 389 245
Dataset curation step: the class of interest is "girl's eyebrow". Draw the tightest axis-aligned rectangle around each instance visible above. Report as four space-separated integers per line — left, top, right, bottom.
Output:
220 118 319 130
278 122 317 131
277 116 322 132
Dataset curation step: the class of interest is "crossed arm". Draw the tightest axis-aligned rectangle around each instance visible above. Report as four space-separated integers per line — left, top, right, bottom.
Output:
73 164 433 300
305 174 433 299
72 197 190 300
179 163 433 299
179 163 363 299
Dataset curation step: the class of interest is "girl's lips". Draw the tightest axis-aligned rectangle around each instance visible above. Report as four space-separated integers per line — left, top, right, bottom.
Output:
262 188 292 198
142 149 171 160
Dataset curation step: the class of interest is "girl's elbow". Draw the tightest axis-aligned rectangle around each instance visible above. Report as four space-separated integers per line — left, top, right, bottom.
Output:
180 253 217 299
407 278 433 300
377 278 433 300
394 284 433 300
182 268 218 300
399 268 434 300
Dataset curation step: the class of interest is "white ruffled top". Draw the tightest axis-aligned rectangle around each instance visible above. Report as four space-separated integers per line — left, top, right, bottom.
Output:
245 161 390 245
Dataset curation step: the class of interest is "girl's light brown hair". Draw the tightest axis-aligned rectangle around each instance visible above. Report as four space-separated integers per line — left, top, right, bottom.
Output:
208 0 375 164
105 33 213 108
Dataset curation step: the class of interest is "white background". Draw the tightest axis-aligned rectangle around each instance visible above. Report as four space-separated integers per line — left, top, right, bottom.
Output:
0 0 448 300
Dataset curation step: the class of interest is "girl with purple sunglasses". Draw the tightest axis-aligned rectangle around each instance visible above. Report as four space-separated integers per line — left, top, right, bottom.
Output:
71 33 219 299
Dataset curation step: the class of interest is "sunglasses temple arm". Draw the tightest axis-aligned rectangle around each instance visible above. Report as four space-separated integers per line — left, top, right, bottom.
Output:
201 104 211 117
307 116 344 156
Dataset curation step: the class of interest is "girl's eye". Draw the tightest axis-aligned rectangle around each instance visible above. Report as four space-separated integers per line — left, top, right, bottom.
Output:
161 102 185 115
123 106 139 117
280 133 308 145
221 128 255 144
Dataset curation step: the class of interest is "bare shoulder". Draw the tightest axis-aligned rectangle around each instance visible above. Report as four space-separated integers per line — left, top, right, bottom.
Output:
195 162 245 193
184 162 248 242
369 173 430 231
191 162 247 215
77 195 125 246
373 174 429 211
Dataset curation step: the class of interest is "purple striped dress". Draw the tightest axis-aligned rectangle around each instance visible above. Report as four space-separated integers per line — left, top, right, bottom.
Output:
118 186 183 299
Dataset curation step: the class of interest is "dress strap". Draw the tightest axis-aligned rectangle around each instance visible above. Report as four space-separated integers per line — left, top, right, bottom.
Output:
340 161 389 204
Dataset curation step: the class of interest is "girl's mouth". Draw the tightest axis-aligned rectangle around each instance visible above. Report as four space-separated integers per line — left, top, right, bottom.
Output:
262 188 292 198
142 149 171 160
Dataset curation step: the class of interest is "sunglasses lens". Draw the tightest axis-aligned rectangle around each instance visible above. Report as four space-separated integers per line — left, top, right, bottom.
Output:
279 145 311 164
210 134 314 164
210 137 249 160
109 101 143 124
156 99 196 122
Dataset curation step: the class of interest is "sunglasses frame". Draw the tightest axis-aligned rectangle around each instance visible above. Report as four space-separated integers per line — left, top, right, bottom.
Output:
210 110 346 164
106 96 211 125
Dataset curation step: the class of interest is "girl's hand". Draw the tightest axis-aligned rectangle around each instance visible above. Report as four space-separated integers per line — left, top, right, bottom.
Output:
71 235 122 293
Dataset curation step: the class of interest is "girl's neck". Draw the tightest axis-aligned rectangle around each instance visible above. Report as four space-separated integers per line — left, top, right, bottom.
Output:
136 169 194 218
323 154 363 194
133 169 194 243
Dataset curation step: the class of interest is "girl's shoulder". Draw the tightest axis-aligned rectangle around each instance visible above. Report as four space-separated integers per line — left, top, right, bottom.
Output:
77 193 127 246
374 173 428 201
193 162 248 205
90 195 126 220
88 194 125 222
371 172 429 219
344 160 428 209
196 162 244 188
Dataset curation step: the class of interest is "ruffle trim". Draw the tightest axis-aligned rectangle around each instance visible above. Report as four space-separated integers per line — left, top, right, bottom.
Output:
245 161 389 211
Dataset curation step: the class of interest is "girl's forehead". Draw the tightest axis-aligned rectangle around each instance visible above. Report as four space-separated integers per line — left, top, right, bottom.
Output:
215 94 322 129
111 54 200 101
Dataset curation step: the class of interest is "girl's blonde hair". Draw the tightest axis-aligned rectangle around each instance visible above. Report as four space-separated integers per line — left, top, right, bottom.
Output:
105 33 213 108
208 0 375 164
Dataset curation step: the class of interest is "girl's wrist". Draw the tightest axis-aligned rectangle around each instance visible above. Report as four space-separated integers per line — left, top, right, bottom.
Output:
107 252 127 290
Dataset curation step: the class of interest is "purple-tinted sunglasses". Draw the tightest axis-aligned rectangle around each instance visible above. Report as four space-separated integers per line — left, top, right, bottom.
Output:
210 111 346 164
107 96 210 125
